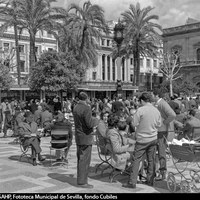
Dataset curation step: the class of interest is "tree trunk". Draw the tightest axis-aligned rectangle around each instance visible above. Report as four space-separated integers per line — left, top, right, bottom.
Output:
29 32 36 72
135 39 140 87
133 51 137 86
13 20 21 86
170 79 173 97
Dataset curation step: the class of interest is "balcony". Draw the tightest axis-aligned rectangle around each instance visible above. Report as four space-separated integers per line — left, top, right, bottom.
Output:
180 60 200 67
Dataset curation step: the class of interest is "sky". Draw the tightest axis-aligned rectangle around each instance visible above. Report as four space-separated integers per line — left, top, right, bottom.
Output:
52 0 200 29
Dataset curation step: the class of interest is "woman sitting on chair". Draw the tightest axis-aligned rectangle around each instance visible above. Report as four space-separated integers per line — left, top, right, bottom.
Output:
18 111 45 166
106 114 135 171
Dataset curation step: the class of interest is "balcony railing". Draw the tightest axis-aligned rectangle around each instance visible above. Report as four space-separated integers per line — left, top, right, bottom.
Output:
180 60 200 66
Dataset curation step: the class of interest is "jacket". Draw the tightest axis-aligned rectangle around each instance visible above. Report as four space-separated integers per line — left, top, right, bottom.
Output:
106 128 130 171
73 101 99 145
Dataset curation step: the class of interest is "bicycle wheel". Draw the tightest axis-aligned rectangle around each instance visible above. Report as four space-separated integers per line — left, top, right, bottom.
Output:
167 172 177 193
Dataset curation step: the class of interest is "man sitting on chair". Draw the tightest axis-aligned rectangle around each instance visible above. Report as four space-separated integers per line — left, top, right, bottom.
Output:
18 111 45 166
52 111 73 161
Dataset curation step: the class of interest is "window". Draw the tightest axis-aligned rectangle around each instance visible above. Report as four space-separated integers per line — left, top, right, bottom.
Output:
4 59 9 68
102 54 105 80
130 74 133 82
146 59 151 68
153 60 157 68
140 58 143 67
107 40 110 47
101 39 105 46
47 31 52 38
19 45 24 53
3 43 9 52
130 58 133 65
107 56 110 80
48 48 53 51
35 47 38 54
92 72 97 80
20 60 25 72
112 59 115 80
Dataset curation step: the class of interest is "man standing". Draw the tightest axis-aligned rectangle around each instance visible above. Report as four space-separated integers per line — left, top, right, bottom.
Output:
122 92 161 188
73 92 99 188
152 89 176 181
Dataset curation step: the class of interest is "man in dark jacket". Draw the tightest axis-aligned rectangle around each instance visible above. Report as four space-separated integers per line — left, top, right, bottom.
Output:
73 92 99 189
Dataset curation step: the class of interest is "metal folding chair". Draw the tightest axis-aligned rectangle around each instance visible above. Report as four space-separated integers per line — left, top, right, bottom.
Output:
49 129 69 168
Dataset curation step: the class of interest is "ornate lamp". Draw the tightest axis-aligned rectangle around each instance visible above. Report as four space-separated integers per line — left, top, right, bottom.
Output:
113 19 124 52
113 19 124 97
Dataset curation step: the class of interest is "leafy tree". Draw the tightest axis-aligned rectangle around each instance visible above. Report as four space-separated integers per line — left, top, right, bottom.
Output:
120 2 162 87
0 0 21 85
12 0 62 71
28 50 85 92
0 63 13 89
67 1 109 68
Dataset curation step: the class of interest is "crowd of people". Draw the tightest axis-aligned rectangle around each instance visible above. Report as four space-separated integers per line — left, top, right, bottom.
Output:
0 91 200 189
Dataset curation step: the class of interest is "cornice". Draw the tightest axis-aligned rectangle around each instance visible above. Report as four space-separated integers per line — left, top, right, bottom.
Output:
0 32 57 44
163 22 200 37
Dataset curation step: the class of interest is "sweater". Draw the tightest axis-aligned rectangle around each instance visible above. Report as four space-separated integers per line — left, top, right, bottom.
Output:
133 103 161 143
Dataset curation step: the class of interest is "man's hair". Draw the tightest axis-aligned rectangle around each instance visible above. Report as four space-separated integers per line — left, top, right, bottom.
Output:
78 92 88 101
107 114 119 128
24 111 33 118
152 88 164 98
139 92 152 103
117 120 127 131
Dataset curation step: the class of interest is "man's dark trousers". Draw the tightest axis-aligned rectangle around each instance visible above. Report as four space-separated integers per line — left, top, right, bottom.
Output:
77 145 92 185
130 139 157 185
157 131 168 172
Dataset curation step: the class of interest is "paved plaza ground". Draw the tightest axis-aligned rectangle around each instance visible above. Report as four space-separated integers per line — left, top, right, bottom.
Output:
0 133 200 194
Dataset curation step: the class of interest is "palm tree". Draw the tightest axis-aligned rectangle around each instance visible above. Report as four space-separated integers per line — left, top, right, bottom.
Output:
121 2 162 87
13 0 58 71
68 1 109 68
0 0 21 85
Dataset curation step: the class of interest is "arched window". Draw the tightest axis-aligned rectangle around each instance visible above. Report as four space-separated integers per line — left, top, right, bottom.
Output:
197 48 200 64
174 50 180 65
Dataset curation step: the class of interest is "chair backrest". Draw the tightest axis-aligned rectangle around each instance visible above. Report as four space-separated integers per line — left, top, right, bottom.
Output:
192 127 200 141
50 126 69 149
95 131 111 156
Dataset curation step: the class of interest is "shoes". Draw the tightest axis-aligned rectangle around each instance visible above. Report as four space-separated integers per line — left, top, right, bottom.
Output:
155 171 166 181
77 184 94 189
38 155 45 161
122 182 136 189
33 158 37 166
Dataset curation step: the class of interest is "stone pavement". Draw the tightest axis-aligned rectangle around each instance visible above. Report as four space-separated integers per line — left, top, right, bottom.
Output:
0 134 200 194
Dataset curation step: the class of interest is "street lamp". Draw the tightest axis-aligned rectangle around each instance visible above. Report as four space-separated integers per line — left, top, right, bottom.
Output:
113 19 124 97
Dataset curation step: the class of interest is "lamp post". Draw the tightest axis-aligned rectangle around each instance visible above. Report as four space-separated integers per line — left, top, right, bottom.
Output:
113 19 124 98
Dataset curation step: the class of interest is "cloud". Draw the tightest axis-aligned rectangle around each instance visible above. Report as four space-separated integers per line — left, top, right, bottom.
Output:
53 0 200 28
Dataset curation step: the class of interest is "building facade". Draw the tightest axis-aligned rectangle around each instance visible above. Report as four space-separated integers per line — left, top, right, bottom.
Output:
0 20 58 100
0 20 163 101
163 18 200 91
79 21 163 100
